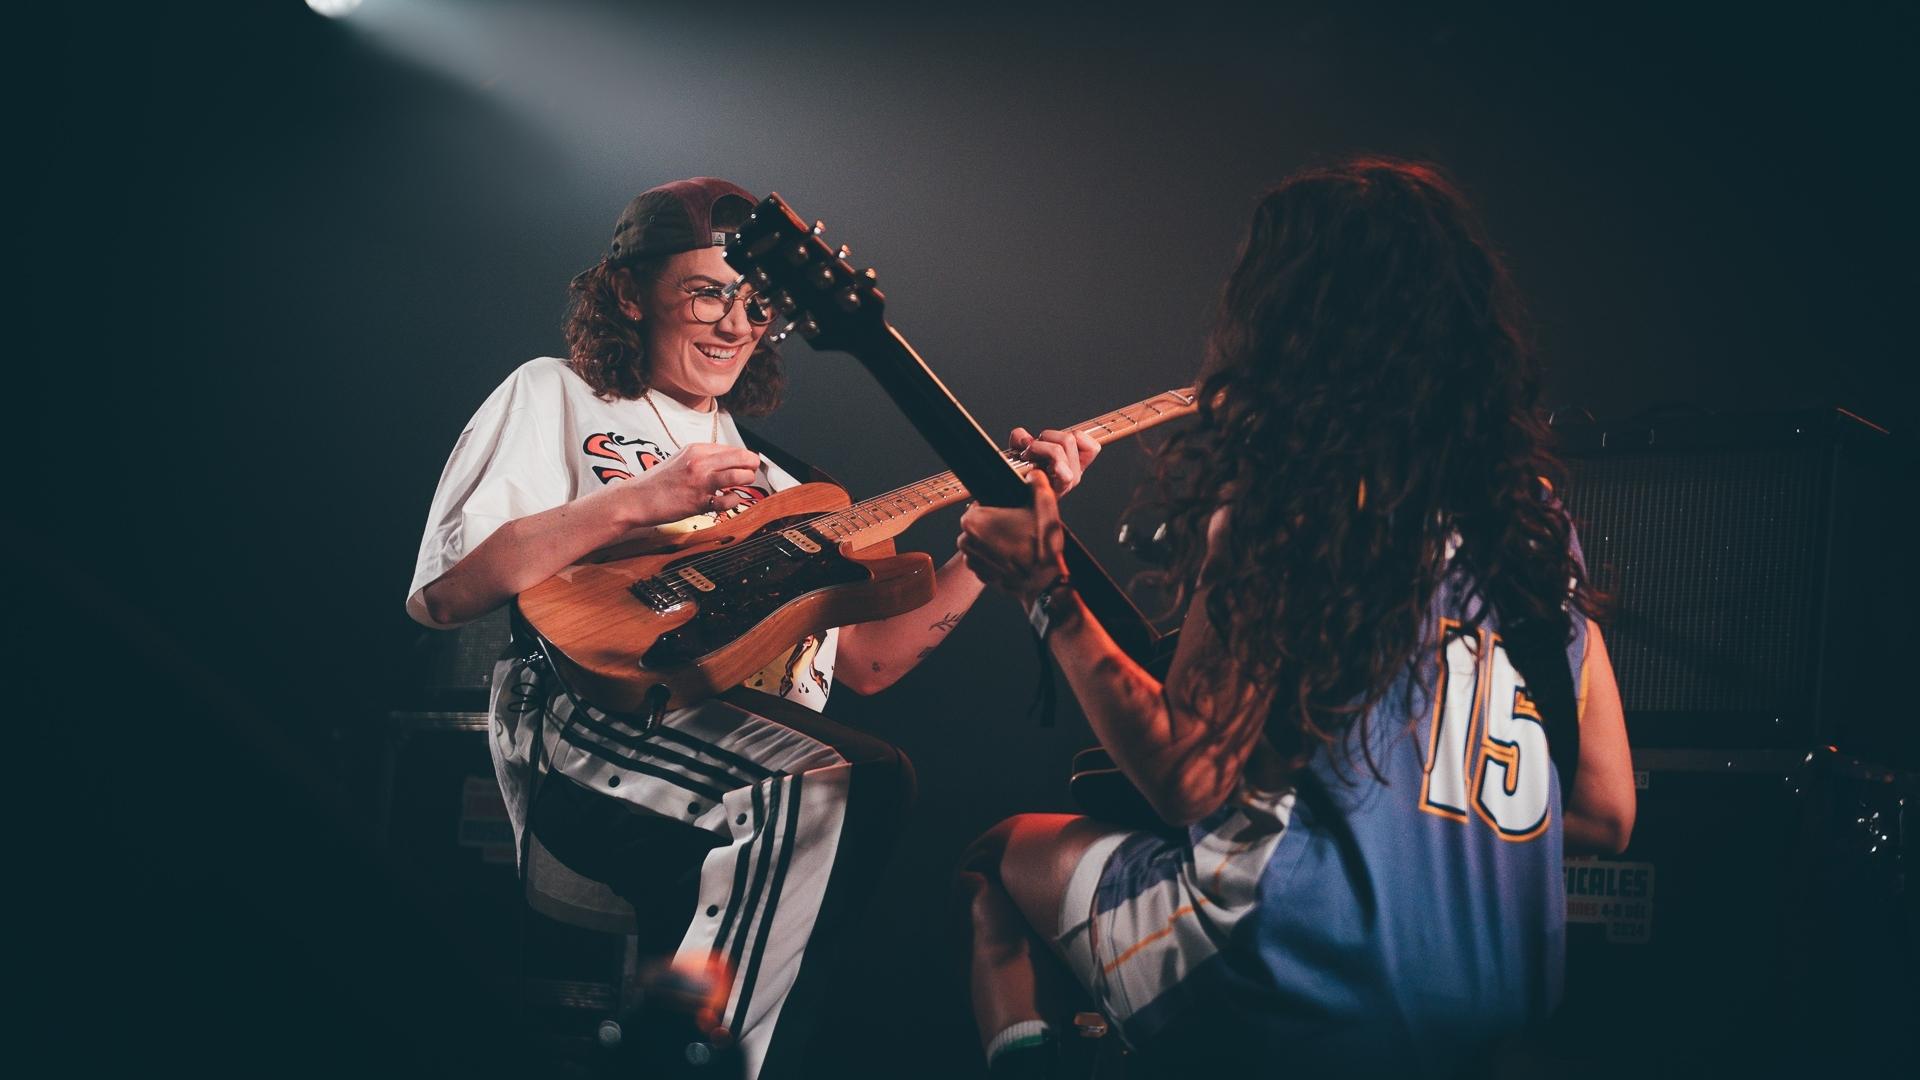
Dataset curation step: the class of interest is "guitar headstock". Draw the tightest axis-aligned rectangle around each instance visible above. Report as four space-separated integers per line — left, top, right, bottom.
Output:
724 193 885 354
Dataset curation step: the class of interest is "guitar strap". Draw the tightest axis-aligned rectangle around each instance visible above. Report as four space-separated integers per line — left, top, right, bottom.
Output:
735 422 841 491
1499 610 1581 799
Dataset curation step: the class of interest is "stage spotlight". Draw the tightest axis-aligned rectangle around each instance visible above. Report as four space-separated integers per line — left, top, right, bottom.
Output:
306 0 364 17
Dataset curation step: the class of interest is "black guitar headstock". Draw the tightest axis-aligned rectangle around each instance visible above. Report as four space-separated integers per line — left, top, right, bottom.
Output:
724 193 884 355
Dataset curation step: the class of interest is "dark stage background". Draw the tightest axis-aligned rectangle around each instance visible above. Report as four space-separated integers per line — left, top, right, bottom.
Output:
25 1 1914 1075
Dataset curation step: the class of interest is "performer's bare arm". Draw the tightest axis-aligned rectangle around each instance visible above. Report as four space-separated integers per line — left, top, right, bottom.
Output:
960 475 1260 825
1562 621 1636 854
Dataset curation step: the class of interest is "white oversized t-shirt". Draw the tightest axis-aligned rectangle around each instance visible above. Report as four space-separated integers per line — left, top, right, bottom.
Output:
407 355 840 708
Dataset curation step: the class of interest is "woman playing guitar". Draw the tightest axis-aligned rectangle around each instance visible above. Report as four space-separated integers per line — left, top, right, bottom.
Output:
954 158 1638 1077
405 177 1098 1079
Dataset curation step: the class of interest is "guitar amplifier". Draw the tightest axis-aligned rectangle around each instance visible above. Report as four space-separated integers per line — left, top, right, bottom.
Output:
1547 748 1915 1072
1555 408 1906 763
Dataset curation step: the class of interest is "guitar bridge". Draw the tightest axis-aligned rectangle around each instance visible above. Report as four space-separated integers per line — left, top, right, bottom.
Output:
631 578 689 614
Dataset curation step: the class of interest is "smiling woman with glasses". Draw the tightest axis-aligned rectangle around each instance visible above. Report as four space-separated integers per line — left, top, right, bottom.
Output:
405 176 1100 1079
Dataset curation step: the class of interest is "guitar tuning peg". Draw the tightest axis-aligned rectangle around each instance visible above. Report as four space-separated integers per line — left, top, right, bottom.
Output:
836 243 851 261
861 267 878 283
834 286 862 312
810 264 836 288
770 289 798 315
797 314 822 339
810 220 826 237
748 267 772 290
770 322 793 345
785 241 811 266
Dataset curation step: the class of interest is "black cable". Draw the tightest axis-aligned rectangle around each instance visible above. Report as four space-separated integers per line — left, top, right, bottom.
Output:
1026 628 1059 729
1025 574 1073 728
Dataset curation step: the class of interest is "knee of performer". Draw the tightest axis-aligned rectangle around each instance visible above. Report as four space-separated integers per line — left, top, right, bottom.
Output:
953 863 1039 973
952 867 1000 932
955 815 1022 881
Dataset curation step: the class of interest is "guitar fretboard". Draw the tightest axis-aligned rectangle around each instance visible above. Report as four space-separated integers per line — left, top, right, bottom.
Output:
808 388 1198 549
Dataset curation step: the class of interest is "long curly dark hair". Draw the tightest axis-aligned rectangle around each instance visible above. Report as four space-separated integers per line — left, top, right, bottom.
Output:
562 200 784 416
1152 157 1600 779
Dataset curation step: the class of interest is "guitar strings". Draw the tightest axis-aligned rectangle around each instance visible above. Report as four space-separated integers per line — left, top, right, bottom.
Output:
644 405 1164 596
663 431 1067 586
639 398 1182 598
647 449 1033 599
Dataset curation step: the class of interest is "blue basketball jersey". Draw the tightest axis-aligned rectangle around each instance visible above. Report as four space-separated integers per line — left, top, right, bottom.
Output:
1087 523 1590 1073
1223 567 1584 1065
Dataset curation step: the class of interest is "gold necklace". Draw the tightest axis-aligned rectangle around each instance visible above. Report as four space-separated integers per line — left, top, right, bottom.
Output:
641 390 721 450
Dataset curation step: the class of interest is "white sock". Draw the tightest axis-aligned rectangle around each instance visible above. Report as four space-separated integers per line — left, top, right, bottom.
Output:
985 1019 1054 1064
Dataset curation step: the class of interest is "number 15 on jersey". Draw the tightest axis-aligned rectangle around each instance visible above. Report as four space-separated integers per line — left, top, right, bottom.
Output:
1419 620 1554 841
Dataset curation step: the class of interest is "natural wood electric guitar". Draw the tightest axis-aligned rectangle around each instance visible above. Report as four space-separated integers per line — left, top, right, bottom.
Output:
516 389 1197 713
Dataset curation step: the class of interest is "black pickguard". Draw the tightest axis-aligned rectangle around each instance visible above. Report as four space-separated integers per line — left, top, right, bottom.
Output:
641 514 867 669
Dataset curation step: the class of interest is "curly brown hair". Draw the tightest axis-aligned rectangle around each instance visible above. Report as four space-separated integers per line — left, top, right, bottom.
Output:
562 203 784 416
1151 157 1600 779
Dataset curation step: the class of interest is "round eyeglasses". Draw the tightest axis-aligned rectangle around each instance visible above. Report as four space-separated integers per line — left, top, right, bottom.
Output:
683 285 772 327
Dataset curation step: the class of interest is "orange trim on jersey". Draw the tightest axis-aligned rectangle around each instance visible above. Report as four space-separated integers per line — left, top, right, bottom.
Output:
1207 829 1273 894
1101 898 1211 976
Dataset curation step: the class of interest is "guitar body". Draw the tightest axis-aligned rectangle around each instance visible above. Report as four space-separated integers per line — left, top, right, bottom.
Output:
516 482 935 713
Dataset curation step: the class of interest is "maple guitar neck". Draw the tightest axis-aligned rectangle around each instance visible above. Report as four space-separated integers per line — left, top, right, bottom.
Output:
810 388 1198 551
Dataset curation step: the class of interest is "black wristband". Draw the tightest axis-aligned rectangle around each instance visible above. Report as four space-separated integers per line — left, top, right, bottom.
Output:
1026 572 1074 639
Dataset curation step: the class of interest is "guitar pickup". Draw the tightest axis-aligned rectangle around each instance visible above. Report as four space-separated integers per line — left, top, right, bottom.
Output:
676 567 717 592
780 528 822 554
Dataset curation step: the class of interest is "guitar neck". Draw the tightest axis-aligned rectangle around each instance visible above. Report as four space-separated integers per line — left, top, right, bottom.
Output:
808 388 1198 550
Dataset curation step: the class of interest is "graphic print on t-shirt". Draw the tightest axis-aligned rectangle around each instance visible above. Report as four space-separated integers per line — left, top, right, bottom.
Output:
744 633 832 700
582 432 666 483
581 431 771 507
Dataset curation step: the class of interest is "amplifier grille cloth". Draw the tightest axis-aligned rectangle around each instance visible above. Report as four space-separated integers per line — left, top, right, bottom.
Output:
425 608 512 691
1562 448 1825 715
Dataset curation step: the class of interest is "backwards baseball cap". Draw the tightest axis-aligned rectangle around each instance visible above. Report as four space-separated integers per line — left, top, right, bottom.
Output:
608 177 757 265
